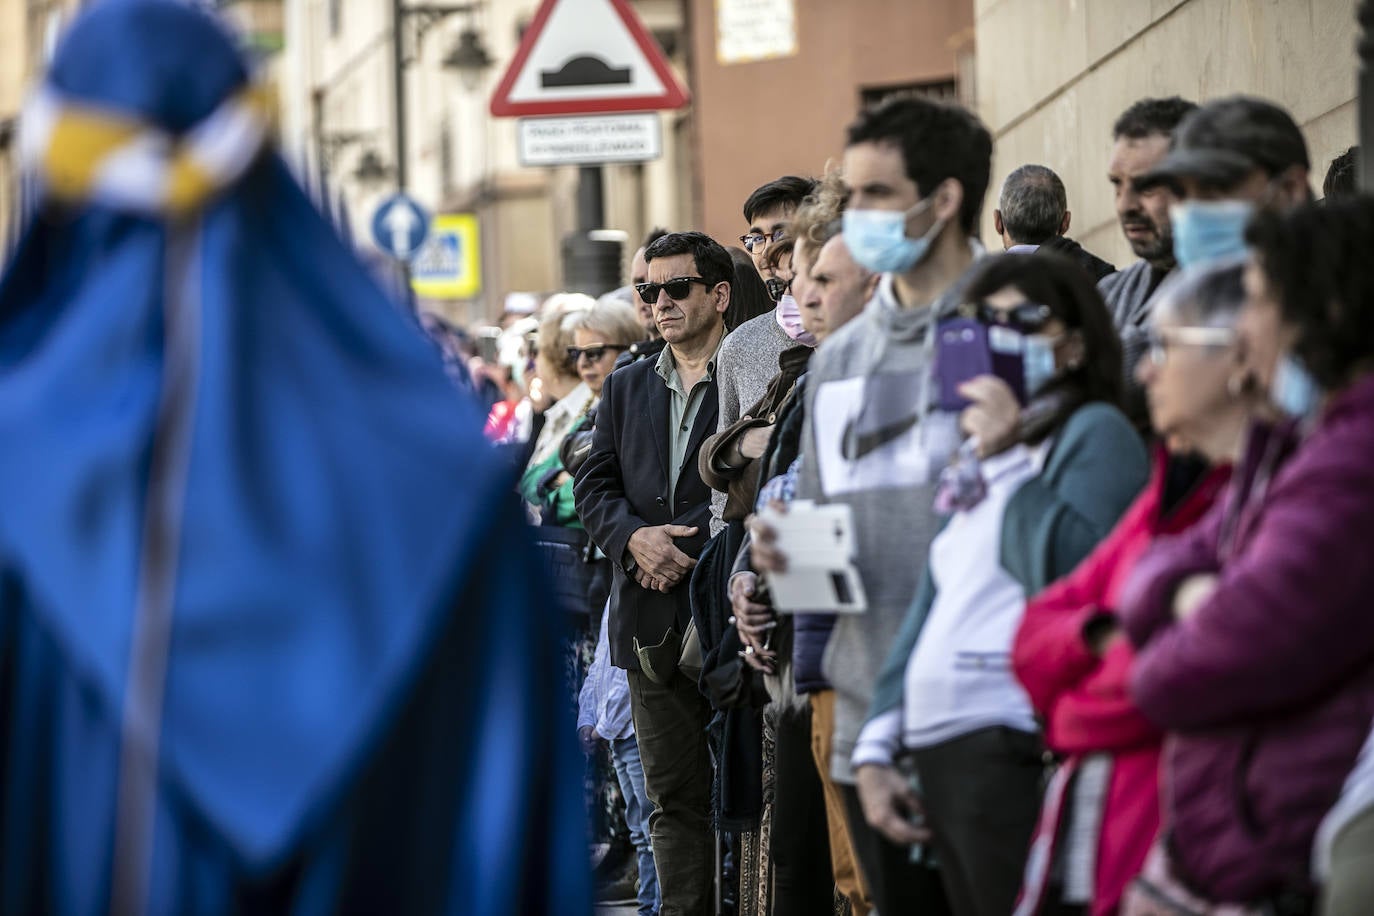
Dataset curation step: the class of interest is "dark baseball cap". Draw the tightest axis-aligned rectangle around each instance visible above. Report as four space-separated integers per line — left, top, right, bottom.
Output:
1137 95 1310 192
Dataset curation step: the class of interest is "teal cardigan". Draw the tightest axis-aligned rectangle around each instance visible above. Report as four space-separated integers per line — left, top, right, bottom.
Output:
867 402 1149 720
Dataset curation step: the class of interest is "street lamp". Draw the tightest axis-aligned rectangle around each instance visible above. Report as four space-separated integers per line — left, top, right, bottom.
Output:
352 149 391 186
442 26 494 91
392 1 486 193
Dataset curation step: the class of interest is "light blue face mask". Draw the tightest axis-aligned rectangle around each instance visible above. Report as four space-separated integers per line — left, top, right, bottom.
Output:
1170 200 1254 269
842 197 943 275
1271 352 1322 419
1022 334 1059 397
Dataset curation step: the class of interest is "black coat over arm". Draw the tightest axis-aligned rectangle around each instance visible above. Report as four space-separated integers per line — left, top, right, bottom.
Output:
573 356 718 670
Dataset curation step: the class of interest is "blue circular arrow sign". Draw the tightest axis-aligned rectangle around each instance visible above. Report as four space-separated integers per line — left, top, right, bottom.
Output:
371 193 431 260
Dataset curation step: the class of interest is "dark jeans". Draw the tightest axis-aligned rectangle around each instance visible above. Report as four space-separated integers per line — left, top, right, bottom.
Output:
912 726 1046 916
770 703 834 915
627 668 714 916
841 784 951 916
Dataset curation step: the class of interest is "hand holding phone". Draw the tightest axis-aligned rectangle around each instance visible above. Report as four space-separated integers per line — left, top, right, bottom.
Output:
934 317 1027 411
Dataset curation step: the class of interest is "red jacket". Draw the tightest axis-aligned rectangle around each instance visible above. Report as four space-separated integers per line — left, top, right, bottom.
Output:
1012 452 1229 915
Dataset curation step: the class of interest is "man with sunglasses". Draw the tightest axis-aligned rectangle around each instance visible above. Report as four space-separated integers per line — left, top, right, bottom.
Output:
575 230 734 916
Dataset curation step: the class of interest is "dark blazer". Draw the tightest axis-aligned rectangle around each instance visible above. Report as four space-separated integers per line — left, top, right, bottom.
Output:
574 354 718 670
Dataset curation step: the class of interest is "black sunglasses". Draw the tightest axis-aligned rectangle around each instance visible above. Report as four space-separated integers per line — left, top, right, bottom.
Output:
566 344 627 364
952 300 1054 334
635 276 712 305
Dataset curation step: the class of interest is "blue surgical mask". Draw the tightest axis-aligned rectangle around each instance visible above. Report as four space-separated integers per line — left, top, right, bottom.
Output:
842 197 943 274
1271 353 1322 419
1170 200 1254 269
1022 334 1059 397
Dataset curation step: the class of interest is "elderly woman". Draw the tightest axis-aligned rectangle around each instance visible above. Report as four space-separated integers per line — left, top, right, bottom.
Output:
1012 259 1260 916
521 293 596 471
1119 198 1374 913
520 298 642 527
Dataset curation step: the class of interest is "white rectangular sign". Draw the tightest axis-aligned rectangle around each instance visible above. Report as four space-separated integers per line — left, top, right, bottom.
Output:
716 0 797 65
517 113 662 166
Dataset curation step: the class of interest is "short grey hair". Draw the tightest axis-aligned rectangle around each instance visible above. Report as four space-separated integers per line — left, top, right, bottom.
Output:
1152 256 1247 328
998 164 1067 245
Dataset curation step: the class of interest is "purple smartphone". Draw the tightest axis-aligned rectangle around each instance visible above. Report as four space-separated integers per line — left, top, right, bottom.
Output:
934 317 1027 411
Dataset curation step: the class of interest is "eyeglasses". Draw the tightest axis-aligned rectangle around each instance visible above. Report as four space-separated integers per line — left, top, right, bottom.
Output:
566 344 627 364
765 276 792 302
738 229 787 252
1146 326 1237 366
635 276 712 305
952 300 1055 334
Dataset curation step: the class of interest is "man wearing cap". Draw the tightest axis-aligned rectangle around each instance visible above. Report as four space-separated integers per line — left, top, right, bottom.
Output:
1138 94 1313 269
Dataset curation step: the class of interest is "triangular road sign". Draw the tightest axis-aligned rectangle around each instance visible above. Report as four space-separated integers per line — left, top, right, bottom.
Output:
490 0 690 117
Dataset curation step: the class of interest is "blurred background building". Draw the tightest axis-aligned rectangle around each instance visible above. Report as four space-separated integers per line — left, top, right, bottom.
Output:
0 0 1363 324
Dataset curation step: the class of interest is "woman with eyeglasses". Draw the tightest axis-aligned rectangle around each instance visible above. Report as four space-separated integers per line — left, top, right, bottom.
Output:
1115 199 1374 915
852 253 1149 916
1011 259 1258 916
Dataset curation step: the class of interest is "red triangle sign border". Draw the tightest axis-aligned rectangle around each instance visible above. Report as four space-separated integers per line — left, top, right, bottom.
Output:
489 0 691 117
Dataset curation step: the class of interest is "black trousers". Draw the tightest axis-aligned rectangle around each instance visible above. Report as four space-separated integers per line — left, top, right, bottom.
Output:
769 703 835 915
912 726 1046 916
841 784 951 916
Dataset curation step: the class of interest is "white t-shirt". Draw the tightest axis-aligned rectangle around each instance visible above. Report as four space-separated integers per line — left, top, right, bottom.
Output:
853 443 1043 766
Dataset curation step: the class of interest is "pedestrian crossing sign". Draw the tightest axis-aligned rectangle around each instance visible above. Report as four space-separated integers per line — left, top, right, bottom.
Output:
410 214 481 300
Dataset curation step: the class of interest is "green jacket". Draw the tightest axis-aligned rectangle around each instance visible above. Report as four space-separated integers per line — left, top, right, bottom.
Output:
519 417 588 528
867 402 1148 720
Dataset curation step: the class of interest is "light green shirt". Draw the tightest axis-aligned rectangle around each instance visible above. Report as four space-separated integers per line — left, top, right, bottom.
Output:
654 336 724 507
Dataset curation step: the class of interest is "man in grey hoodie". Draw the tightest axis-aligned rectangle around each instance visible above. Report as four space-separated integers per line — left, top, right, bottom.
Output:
750 94 992 915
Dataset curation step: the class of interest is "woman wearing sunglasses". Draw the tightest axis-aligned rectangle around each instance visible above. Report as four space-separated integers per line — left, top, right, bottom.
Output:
1012 259 1257 916
853 253 1149 916
520 298 642 530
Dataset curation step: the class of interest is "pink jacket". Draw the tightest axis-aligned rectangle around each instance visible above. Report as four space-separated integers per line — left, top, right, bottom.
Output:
1014 452 1228 915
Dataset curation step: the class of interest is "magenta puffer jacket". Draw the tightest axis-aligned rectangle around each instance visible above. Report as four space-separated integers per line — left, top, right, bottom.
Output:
1119 374 1374 903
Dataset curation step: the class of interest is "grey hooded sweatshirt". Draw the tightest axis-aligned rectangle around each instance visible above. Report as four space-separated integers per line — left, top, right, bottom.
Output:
797 262 981 784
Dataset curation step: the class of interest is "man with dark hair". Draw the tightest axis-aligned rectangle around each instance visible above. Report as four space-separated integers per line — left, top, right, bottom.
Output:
1098 95 1198 432
1323 146 1358 200
994 164 1114 280
751 93 993 914
576 230 732 916
741 174 816 277
709 177 816 534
